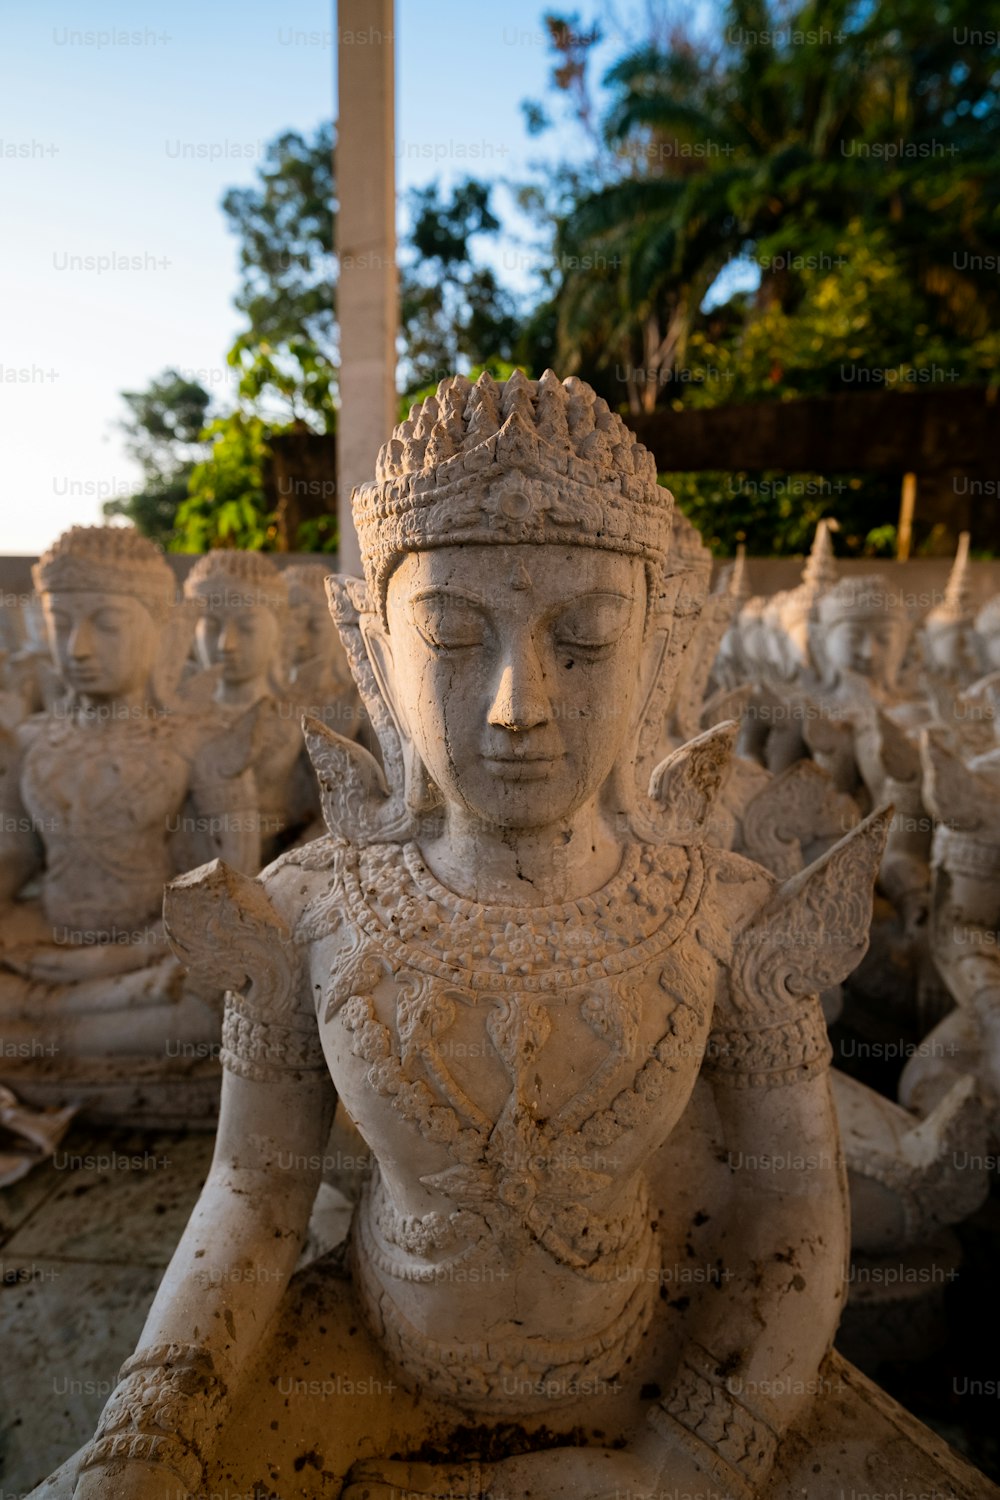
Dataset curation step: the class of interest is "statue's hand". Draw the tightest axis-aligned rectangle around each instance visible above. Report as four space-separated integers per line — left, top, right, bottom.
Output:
3 927 169 983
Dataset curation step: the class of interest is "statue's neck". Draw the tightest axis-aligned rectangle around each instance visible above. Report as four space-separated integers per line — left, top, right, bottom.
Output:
71 685 150 722
215 674 270 709
418 802 623 907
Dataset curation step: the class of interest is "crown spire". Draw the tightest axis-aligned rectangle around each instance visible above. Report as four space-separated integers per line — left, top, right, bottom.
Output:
801 518 839 599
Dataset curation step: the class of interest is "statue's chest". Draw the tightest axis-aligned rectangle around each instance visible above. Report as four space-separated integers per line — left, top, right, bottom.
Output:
22 723 188 831
324 953 711 1156
300 841 717 1206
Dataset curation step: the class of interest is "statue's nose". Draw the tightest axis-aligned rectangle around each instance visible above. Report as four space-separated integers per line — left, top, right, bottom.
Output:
68 622 95 659
488 657 549 732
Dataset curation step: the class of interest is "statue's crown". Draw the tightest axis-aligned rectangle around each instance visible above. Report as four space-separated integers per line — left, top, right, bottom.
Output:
353 369 672 618
33 525 176 620
183 549 288 613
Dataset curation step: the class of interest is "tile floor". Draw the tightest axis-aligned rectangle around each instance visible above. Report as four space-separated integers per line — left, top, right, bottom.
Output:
0 1122 355 1497
0 1124 214 1494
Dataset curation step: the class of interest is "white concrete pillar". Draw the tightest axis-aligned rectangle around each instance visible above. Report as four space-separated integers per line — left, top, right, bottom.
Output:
335 0 397 576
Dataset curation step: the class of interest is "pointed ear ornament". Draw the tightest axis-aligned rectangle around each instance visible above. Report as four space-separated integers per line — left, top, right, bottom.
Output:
731 805 893 1013
300 575 418 846
631 720 740 846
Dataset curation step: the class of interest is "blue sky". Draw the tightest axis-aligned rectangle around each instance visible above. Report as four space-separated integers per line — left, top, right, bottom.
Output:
0 0 729 553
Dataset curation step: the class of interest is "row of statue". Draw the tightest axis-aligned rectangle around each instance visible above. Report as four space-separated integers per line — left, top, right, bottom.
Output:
1 369 997 1497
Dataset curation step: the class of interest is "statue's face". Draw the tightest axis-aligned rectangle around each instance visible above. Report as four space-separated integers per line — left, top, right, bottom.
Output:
824 612 905 687
42 589 158 699
376 544 647 831
924 620 970 675
194 602 280 685
290 597 332 667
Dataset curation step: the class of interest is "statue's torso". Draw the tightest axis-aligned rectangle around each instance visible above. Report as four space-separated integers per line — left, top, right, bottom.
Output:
288 837 740 1412
20 712 192 931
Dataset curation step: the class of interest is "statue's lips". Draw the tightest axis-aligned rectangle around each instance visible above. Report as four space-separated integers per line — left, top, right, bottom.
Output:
482 753 564 780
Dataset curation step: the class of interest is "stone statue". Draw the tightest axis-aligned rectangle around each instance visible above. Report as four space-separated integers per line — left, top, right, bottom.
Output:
974 591 1000 680
41 375 994 1500
919 531 977 686
183 551 321 858
0 526 259 1122
899 727 1000 1146
285 561 363 739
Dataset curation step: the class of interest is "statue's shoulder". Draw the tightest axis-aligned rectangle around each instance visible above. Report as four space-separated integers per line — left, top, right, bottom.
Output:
259 833 351 914
263 834 385 957
163 847 335 1081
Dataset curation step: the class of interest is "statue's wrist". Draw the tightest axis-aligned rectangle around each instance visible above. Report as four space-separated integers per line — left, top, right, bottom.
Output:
79 1342 230 1495
647 1342 779 1500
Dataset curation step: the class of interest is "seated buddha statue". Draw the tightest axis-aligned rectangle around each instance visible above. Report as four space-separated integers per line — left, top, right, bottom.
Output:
0 526 259 1118
42 373 996 1500
183 551 320 858
802 576 933 954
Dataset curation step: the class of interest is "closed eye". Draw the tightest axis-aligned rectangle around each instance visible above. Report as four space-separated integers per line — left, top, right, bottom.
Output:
410 595 487 650
551 593 632 652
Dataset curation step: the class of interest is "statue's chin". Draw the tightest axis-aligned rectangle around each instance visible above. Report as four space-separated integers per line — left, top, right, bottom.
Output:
452 780 600 836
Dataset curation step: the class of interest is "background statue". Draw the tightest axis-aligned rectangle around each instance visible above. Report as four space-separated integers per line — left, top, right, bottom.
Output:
0 526 259 1122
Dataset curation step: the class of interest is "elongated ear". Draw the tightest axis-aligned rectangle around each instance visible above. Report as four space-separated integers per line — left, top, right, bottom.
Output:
325 575 406 796
358 612 441 817
151 597 216 712
731 805 893 1014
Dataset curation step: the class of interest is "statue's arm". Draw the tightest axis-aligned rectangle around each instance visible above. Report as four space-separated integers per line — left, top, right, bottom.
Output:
0 722 42 903
184 708 263 874
72 859 335 1500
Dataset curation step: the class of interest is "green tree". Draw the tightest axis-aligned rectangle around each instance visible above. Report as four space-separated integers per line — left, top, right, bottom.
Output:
104 370 211 545
400 179 521 395
538 0 1000 408
222 124 337 430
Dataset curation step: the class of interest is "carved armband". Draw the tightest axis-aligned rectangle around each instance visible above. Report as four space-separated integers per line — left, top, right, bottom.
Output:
221 992 326 1083
704 1004 831 1089
649 1342 778 1500
78 1343 229 1493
